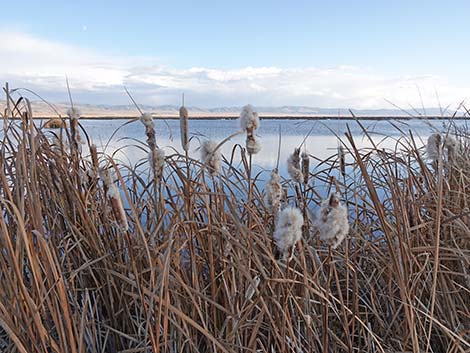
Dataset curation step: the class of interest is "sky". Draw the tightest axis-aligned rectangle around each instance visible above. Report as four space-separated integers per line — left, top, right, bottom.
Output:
1 0 470 109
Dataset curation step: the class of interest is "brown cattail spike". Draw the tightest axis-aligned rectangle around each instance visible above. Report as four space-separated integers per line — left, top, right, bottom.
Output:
338 146 346 177
179 105 189 152
301 151 310 184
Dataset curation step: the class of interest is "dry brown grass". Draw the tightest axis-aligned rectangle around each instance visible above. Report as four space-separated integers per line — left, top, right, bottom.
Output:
0 93 469 353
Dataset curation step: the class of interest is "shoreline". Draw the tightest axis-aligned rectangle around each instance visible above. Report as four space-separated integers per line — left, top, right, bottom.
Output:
10 115 470 120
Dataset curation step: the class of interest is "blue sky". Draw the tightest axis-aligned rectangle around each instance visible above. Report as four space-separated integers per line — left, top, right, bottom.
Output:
1 0 470 108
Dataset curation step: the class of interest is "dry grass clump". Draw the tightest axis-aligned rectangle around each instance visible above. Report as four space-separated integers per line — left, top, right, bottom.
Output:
0 91 469 353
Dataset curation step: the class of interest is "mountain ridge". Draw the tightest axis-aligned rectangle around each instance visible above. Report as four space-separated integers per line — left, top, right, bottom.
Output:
0 100 463 118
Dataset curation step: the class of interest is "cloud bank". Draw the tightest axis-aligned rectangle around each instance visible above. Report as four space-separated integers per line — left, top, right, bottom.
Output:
1 30 468 109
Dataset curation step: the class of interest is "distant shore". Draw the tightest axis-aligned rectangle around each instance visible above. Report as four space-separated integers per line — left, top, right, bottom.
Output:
15 116 470 120
15 115 470 120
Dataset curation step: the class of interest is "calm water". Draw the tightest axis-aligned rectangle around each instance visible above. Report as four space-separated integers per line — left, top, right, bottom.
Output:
4 117 468 176
71 118 464 171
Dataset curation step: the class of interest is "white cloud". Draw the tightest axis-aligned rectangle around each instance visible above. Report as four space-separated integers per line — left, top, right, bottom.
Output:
0 29 469 109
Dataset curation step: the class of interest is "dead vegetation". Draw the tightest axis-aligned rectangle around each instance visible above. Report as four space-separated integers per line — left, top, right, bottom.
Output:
0 90 469 353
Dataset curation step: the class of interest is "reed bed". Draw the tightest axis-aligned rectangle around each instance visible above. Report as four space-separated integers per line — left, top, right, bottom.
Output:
0 94 469 353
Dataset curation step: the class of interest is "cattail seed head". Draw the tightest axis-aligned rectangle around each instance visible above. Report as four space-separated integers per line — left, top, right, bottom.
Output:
426 133 441 162
100 169 128 232
66 107 81 120
246 134 261 155
287 148 303 183
426 133 461 166
149 147 165 180
90 144 99 172
239 104 260 131
444 135 458 164
179 106 189 152
273 206 303 261
316 192 349 249
338 146 346 177
68 110 83 150
240 105 261 155
264 169 283 214
140 112 154 128
301 151 310 184
201 140 221 176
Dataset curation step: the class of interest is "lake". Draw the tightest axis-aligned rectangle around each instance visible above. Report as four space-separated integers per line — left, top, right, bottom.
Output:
61 117 465 172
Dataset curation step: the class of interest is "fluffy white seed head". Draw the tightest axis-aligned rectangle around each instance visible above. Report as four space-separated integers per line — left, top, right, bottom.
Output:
66 107 81 119
201 140 221 176
239 104 260 131
264 170 283 214
273 206 303 260
426 133 442 162
246 135 262 155
149 148 165 179
287 148 303 183
444 135 459 163
140 112 154 128
316 193 349 249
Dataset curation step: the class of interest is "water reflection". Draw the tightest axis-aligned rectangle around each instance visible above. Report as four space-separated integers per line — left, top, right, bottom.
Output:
1 117 461 175
76 118 437 175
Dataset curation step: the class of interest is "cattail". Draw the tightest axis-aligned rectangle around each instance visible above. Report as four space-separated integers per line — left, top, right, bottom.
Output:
338 145 346 177
67 107 83 148
426 133 441 162
240 104 261 155
426 133 460 166
287 148 303 183
240 104 260 131
201 140 221 176
301 151 310 184
89 144 99 180
316 192 349 249
149 147 165 179
273 206 303 261
100 169 128 232
140 112 165 180
140 112 156 149
264 169 283 214
444 135 458 164
246 135 262 154
67 107 81 120
140 112 154 128
179 105 189 152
